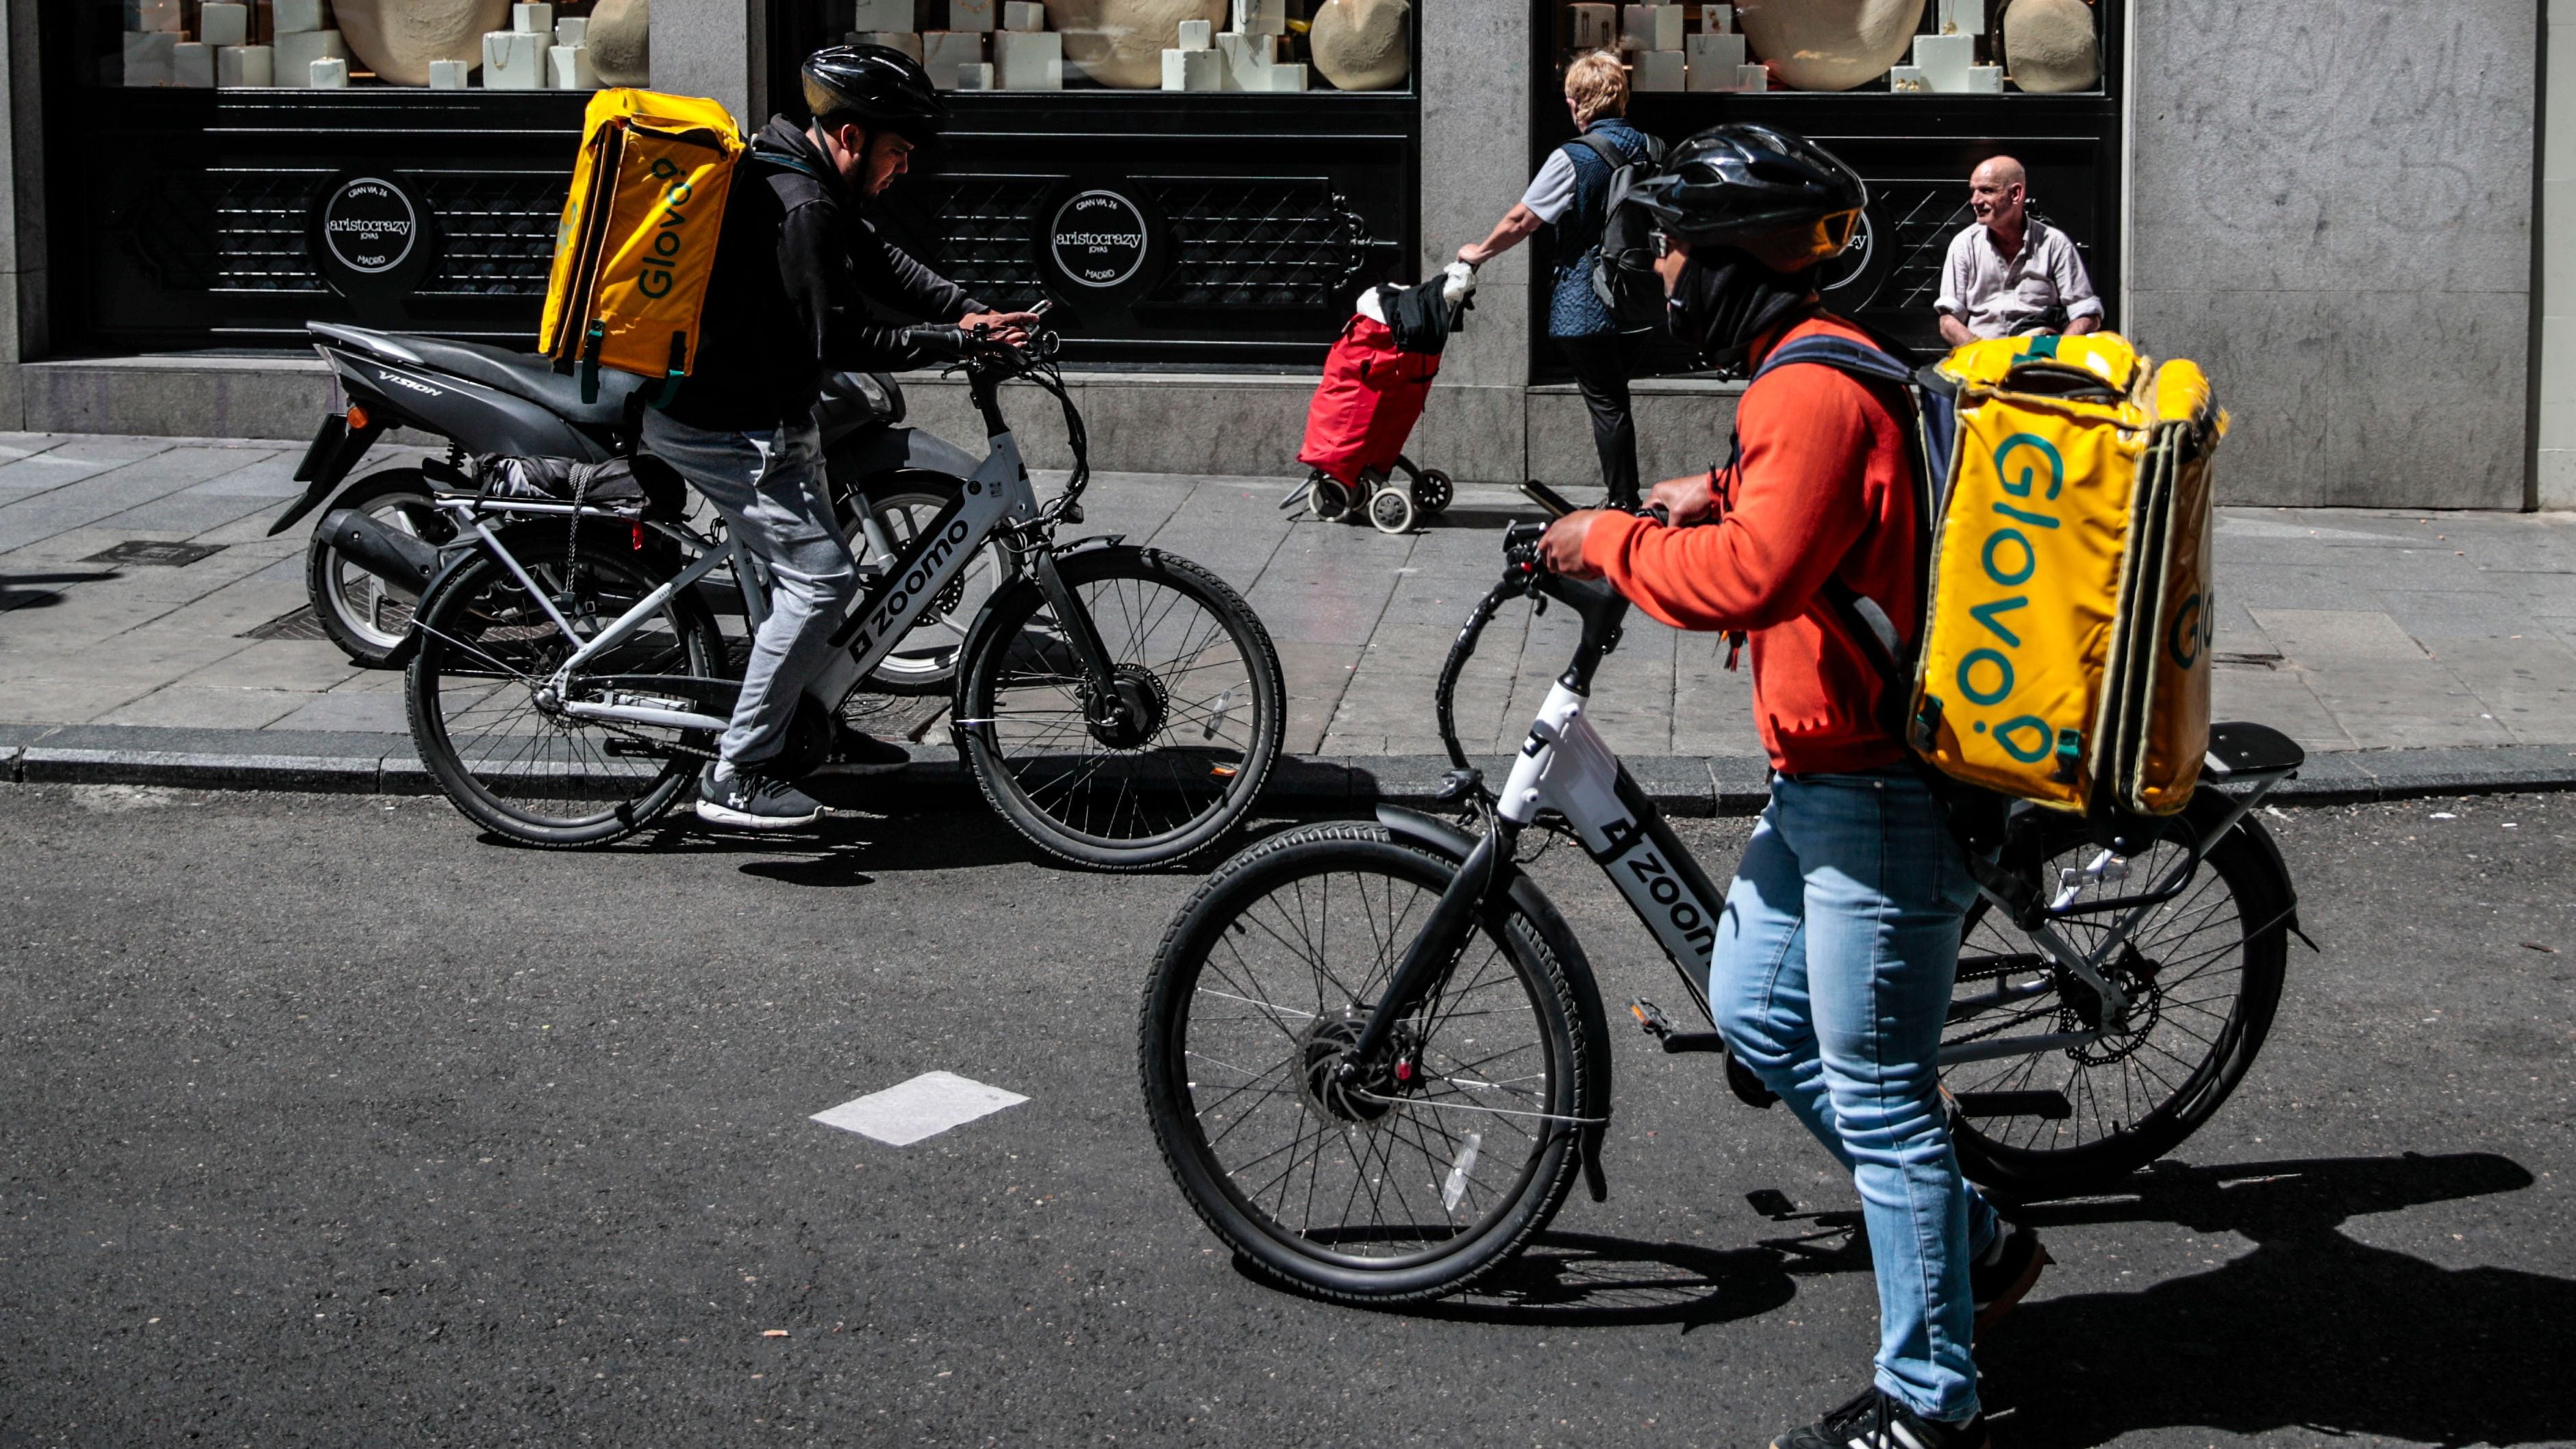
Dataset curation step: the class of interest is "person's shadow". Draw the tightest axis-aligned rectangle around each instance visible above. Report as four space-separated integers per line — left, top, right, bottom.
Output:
1981 1151 2566 1448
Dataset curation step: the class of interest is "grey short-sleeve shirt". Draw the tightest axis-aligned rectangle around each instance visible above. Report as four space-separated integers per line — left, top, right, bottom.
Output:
1934 217 2104 338
1518 149 1581 223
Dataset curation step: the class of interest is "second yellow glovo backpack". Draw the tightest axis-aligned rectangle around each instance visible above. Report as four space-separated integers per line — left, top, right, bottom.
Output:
1907 333 2228 815
539 89 747 405
1755 330 2226 819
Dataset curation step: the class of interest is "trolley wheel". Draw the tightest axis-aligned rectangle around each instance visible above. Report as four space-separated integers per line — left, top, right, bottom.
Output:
1368 484 1418 534
1308 475 1353 522
1414 468 1455 515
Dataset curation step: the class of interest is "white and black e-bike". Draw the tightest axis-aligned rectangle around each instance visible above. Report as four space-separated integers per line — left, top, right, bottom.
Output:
1140 487 2306 1302
401 329 1286 866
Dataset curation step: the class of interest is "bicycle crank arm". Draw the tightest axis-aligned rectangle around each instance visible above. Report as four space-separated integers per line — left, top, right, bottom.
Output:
1948 1089 2073 1120
559 700 730 733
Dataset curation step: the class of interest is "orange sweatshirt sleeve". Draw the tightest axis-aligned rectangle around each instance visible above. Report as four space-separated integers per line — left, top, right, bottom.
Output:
1579 364 1876 633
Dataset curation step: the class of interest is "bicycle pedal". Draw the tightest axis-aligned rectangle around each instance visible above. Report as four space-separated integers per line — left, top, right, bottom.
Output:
1629 998 1676 1038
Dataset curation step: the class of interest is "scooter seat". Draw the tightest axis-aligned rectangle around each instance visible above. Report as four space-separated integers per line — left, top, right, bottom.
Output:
313 323 646 427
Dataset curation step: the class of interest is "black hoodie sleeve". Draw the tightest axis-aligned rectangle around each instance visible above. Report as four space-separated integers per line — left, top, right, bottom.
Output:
775 197 992 373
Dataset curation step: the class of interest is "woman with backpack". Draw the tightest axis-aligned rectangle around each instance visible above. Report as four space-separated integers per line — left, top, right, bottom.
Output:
1455 50 1658 509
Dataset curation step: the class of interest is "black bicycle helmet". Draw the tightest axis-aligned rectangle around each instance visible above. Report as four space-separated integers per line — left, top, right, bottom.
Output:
801 43 948 143
1627 123 1867 273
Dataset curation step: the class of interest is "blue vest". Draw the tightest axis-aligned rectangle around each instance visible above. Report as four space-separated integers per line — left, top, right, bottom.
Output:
1547 119 1651 339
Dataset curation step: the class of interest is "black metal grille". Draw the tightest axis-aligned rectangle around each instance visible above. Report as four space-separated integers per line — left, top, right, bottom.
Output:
1140 177 1381 307
1882 185 1972 313
913 177 1059 308
210 169 323 292
203 167 565 297
916 173 1388 312
418 174 569 297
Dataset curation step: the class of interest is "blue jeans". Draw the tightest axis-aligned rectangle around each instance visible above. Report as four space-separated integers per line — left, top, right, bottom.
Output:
1713 767 1999 1422
641 411 853 769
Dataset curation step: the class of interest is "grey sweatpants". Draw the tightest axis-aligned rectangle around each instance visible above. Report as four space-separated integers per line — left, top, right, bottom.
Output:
640 410 855 769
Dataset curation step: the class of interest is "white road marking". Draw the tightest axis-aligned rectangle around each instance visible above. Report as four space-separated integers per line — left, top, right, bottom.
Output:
811 1071 1029 1147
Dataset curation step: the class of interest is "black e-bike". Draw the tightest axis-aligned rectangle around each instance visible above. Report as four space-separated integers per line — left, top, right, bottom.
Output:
1140 494 2306 1302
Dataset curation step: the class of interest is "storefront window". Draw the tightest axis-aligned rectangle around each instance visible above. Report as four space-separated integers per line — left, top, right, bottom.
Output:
47 1 649 354
1532 0 2123 365
770 1 1423 366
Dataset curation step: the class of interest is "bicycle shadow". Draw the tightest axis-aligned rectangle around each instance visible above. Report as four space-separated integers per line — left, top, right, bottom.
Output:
1238 1230 1801 1331
544 808 1045 881
1982 1150 2565 1448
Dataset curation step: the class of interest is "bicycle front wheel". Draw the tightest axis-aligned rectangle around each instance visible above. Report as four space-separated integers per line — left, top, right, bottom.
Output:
406 528 722 848
959 546 1284 869
1140 824 1591 1302
1943 790 2291 1198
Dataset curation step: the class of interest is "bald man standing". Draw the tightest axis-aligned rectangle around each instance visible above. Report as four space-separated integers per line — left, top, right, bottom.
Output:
1934 155 2103 345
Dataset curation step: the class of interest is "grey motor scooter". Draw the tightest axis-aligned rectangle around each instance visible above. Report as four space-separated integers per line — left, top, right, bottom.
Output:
266 320 982 671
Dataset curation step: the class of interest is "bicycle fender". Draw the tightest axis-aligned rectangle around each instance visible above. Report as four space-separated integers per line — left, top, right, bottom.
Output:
1374 805 1618 1202
2212 801 2307 946
947 544 1155 726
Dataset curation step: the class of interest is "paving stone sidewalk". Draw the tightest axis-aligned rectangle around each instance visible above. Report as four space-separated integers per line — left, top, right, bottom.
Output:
4 429 2575 794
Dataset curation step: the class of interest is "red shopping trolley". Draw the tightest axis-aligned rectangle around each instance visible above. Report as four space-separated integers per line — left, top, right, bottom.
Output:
1286 264 1474 534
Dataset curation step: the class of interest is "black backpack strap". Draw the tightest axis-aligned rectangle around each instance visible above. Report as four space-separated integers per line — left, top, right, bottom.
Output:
1754 332 1934 740
1572 131 1630 171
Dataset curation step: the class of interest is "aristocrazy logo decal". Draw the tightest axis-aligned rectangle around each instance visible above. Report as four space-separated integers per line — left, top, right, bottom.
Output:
1048 190 1149 289
1953 432 2065 766
321 178 417 275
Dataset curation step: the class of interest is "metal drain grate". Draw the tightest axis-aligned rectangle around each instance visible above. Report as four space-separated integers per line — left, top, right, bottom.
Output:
242 605 330 640
84 540 228 567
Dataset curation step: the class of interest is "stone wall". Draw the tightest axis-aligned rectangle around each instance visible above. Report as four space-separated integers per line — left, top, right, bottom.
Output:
2128 0 2539 507
2539 0 2575 509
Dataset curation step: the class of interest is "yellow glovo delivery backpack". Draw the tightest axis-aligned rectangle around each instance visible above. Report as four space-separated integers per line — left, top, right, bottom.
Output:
539 89 748 405
1764 330 2227 818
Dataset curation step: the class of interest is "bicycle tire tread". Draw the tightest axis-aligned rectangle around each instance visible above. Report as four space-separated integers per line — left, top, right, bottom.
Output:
1140 822 1590 1303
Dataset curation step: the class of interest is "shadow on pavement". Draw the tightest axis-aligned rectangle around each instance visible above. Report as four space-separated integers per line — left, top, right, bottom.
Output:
1425 503 1548 533
1234 1230 1801 1331
0 568 120 609
1984 1150 2562 1448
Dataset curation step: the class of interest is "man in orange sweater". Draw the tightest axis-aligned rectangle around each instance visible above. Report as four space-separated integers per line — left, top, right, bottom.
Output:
1537 125 2046 1449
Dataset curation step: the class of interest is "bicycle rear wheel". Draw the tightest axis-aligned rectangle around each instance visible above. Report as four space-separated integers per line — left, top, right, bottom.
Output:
1140 824 1591 1302
1943 790 2291 1198
959 546 1284 869
406 527 722 848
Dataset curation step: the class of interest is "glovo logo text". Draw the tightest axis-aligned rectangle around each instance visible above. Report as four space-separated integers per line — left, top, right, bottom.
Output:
636 156 699 301
1953 432 2063 765
2166 588 2214 670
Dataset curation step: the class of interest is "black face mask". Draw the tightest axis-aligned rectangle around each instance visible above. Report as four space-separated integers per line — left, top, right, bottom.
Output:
1668 252 1816 370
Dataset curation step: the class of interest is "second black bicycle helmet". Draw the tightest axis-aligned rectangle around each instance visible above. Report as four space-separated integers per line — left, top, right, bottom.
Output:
801 43 948 144
1627 123 1867 273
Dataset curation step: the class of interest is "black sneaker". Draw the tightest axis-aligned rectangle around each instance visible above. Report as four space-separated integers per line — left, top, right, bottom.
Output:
1771 1388 1988 1449
807 727 911 777
1971 1222 2052 1334
695 761 825 830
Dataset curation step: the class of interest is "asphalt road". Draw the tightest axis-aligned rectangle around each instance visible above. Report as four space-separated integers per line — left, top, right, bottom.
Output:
4 783 2572 1448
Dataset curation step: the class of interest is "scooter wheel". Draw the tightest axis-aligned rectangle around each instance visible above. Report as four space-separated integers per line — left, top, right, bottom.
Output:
1415 468 1454 515
1368 485 1417 535
1308 477 1353 522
